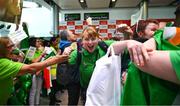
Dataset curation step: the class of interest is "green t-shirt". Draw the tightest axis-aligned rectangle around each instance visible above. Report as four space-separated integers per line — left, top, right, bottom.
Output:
33 50 43 60
122 30 180 105
170 51 180 81
69 40 114 88
154 29 180 81
0 58 23 104
27 49 43 63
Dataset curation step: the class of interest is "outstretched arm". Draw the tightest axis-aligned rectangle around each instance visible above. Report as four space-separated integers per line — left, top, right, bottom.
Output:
113 39 153 66
132 38 179 84
136 50 180 84
18 55 68 75
113 38 180 84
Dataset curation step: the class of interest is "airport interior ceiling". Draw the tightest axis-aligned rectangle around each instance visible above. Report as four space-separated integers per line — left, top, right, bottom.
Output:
51 0 178 10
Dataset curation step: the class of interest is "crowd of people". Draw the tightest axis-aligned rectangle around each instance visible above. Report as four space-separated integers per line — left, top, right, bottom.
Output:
0 4 180 106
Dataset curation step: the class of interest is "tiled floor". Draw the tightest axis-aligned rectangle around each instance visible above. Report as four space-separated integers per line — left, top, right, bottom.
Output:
40 90 83 105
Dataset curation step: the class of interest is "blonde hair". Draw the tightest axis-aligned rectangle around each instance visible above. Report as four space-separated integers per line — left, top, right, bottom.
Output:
0 37 10 58
82 26 100 39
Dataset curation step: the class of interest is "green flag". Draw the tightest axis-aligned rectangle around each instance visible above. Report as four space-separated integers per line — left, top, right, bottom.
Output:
121 30 180 105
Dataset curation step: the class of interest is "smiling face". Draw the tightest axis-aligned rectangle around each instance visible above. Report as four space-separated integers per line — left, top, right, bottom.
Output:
0 37 15 58
6 40 16 58
144 22 159 39
137 20 159 39
82 27 99 53
6 40 15 54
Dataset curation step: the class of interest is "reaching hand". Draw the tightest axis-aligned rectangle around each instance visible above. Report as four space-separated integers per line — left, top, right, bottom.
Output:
127 40 153 66
55 55 69 63
62 47 73 55
117 25 133 36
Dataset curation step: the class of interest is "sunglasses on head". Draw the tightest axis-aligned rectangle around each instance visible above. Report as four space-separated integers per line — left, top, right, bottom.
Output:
0 24 11 30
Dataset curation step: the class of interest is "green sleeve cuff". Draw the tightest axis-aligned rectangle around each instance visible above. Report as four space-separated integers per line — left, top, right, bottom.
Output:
170 51 180 80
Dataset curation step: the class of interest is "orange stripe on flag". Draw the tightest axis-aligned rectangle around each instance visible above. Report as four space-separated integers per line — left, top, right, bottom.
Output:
43 67 51 89
169 27 180 45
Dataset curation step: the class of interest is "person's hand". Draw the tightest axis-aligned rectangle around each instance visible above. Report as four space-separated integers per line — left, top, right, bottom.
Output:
57 49 62 55
122 71 127 85
86 17 92 25
17 52 25 62
35 70 41 75
126 40 153 66
55 55 69 63
62 47 73 55
117 25 133 36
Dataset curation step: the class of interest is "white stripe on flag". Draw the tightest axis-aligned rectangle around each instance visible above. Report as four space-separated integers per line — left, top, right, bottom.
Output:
163 27 176 39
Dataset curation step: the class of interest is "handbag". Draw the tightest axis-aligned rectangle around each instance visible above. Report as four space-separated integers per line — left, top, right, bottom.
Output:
85 46 121 106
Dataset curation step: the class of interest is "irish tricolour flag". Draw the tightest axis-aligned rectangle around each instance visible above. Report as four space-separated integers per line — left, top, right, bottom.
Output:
163 27 180 46
43 47 56 94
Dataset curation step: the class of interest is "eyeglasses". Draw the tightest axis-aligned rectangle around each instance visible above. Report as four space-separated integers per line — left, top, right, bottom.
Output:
0 24 11 30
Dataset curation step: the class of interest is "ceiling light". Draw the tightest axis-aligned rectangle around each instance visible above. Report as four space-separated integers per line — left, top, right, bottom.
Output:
112 0 116 2
80 0 84 3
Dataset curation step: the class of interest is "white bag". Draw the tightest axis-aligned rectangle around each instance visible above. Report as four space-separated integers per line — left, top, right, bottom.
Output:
85 46 121 106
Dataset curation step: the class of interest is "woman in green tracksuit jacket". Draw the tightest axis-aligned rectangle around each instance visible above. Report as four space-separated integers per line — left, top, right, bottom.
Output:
68 26 114 103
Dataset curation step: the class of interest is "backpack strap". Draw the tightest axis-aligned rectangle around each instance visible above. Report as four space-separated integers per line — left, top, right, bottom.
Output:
98 41 108 53
77 39 82 65
77 49 82 65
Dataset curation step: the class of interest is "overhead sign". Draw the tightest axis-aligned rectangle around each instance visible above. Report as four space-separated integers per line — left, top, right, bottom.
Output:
65 13 81 21
84 12 109 20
